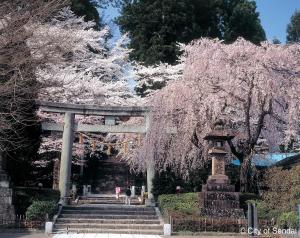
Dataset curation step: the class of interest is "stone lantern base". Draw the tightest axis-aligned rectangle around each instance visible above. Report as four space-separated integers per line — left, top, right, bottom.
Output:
199 175 244 218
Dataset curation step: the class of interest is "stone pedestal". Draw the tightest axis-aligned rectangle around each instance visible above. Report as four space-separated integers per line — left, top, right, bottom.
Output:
0 154 15 222
199 174 244 218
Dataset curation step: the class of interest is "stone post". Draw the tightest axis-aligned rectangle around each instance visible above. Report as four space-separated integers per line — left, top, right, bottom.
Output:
59 112 75 205
146 159 155 206
248 202 258 236
298 204 300 226
253 203 258 234
131 186 135 197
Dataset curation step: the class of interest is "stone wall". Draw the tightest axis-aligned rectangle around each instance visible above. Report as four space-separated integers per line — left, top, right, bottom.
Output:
0 154 15 222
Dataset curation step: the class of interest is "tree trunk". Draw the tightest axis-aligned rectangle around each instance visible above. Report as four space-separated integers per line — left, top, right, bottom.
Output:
239 155 252 193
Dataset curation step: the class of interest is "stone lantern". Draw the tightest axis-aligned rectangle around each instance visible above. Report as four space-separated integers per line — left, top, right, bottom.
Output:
203 119 234 184
198 119 244 219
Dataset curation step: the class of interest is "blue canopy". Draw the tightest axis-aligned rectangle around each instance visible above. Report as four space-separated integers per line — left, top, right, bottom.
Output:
231 153 298 167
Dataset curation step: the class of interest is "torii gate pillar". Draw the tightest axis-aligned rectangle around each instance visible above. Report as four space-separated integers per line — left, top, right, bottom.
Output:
146 160 155 206
59 112 75 204
145 113 155 206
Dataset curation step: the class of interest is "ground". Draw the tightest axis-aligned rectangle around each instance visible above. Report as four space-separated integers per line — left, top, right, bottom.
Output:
0 233 48 238
0 233 249 238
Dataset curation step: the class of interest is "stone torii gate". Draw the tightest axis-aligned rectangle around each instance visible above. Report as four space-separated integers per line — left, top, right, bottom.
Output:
37 101 156 206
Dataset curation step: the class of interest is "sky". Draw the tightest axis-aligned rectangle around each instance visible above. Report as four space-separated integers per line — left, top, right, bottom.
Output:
255 0 300 43
101 6 121 45
102 1 300 44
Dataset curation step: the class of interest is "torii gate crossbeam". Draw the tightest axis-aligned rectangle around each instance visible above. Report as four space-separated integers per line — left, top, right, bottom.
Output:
37 101 156 206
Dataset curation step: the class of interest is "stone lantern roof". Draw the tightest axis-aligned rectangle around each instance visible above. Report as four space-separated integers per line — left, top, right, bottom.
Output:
208 148 228 156
204 119 235 141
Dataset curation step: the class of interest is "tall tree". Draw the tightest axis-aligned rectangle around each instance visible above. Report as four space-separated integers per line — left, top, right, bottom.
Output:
125 38 300 192
117 0 221 65
0 0 67 183
33 8 140 154
222 0 266 44
0 0 67 153
70 0 127 27
117 0 265 66
287 10 300 43
71 0 102 27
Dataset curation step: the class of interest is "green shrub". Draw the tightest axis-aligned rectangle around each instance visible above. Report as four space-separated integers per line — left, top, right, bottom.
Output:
158 193 199 218
26 200 57 221
262 166 300 213
277 212 299 229
14 187 60 215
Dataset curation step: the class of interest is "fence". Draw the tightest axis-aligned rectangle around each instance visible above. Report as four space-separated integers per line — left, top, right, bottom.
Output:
171 216 247 233
170 216 275 233
0 215 44 230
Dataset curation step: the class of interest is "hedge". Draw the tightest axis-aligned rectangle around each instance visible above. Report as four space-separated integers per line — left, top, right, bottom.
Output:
26 200 57 221
158 193 199 218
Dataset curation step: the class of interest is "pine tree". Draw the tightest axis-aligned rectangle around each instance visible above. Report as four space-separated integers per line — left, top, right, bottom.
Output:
71 0 102 27
287 10 300 43
117 0 266 66
222 0 266 44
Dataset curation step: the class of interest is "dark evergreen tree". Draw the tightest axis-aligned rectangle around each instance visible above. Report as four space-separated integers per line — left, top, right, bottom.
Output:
71 0 102 27
117 0 222 65
117 0 266 65
272 37 281 45
70 0 125 27
287 10 300 43
222 0 266 44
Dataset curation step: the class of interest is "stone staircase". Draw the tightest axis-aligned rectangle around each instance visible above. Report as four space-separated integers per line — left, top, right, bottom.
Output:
53 195 163 234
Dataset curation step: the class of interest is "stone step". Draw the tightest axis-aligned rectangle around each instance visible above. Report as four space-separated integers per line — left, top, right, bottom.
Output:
78 200 141 205
61 210 156 215
78 197 140 200
59 214 158 220
56 218 161 224
79 196 140 199
54 195 162 235
54 223 163 230
52 228 163 235
63 206 154 212
79 196 139 203
79 197 141 200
